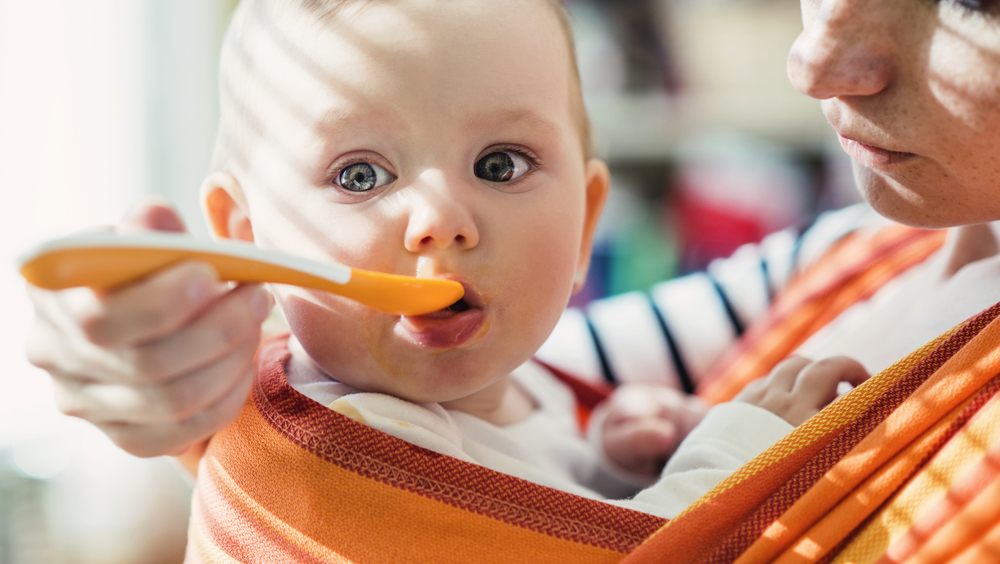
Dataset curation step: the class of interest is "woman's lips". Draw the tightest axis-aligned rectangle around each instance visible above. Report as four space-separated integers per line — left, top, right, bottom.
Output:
838 135 916 168
398 282 485 349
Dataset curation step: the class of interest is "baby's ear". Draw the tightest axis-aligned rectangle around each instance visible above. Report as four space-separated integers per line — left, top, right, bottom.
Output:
574 159 610 293
201 171 254 242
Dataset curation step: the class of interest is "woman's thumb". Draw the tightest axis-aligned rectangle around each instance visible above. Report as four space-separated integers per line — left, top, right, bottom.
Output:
117 198 187 234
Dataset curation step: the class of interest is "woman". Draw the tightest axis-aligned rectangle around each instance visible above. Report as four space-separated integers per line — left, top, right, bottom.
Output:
543 0 1000 475
615 2 1000 561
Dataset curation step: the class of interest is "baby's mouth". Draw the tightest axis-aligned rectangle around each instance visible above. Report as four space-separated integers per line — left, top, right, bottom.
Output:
413 281 482 317
419 296 471 319
398 282 486 348
446 298 471 313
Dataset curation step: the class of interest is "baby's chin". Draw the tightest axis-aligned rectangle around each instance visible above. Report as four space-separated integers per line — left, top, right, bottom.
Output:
288 330 517 403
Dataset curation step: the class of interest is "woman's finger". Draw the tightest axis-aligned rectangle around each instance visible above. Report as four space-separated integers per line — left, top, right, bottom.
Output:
127 284 271 384
52 338 258 425
116 199 188 234
64 260 229 347
28 313 135 383
96 368 256 458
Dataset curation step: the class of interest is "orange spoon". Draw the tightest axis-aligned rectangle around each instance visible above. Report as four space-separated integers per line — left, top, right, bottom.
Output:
18 232 464 317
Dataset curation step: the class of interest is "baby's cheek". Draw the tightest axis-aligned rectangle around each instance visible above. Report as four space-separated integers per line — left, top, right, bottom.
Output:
275 288 338 334
278 291 373 368
363 310 413 380
522 223 579 288
506 265 573 358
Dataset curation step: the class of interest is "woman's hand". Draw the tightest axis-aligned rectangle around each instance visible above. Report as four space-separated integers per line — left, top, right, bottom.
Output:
25 201 272 458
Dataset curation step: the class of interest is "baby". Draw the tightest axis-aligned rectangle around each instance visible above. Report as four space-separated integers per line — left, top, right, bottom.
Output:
27 0 867 520
201 0 708 499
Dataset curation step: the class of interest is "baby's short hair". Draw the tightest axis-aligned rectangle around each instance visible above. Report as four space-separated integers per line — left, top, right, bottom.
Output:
211 0 593 175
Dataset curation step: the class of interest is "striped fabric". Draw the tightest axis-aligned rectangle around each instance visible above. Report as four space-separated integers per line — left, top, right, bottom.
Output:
698 224 947 404
622 301 1000 564
186 339 665 564
536 204 887 392
187 210 1000 563
187 299 1000 563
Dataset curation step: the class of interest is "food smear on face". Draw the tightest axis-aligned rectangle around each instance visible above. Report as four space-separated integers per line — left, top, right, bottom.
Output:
360 301 493 382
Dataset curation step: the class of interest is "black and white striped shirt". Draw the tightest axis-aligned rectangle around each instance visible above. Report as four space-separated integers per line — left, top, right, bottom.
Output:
535 204 885 393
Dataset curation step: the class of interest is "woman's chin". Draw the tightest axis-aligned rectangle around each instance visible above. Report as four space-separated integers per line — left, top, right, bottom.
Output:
854 165 989 229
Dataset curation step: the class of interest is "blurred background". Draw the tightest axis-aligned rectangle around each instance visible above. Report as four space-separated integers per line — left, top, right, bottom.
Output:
0 0 856 561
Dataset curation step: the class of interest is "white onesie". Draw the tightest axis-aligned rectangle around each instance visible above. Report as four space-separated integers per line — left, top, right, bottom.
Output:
288 357 792 520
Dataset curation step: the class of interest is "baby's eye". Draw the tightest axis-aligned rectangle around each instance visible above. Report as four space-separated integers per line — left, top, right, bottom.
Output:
336 162 394 192
939 0 999 14
474 152 530 183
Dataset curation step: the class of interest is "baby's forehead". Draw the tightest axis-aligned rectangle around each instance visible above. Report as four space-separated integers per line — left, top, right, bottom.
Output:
245 0 572 80
215 0 586 171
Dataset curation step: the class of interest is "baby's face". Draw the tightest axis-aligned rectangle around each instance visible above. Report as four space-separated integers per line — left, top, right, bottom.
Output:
215 0 605 403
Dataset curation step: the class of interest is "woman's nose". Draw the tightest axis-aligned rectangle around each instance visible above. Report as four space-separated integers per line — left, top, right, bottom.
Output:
787 0 897 100
403 184 480 253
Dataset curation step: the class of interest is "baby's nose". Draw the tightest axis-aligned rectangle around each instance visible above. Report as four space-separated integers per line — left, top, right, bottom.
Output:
403 187 479 253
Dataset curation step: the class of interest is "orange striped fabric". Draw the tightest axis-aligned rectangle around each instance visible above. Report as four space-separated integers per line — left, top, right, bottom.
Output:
187 223 1000 563
624 301 1000 564
699 226 946 404
186 339 665 564
875 432 1000 564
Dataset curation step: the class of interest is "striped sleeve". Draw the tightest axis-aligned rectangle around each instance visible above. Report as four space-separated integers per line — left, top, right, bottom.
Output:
533 204 883 392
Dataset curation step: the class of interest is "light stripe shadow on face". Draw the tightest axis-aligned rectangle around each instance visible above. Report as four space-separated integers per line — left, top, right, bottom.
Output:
220 0 413 248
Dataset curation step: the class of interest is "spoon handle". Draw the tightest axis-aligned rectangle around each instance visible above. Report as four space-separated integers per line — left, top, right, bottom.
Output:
18 232 463 317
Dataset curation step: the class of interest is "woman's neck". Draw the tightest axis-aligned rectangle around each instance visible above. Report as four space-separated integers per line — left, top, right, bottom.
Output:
940 222 1000 278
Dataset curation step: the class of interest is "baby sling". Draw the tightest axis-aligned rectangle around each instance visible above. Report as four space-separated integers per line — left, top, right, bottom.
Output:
187 226 1000 563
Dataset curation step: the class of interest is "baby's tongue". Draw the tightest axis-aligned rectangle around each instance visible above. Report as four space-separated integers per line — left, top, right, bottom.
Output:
415 298 470 319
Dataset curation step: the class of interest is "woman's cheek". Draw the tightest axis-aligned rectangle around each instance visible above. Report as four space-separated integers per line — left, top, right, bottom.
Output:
928 25 1000 132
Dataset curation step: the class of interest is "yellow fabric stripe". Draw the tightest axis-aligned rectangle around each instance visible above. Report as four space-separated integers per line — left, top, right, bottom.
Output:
733 311 1000 564
832 394 1000 564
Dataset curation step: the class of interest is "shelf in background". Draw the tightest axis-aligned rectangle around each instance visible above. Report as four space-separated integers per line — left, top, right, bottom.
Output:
586 91 833 164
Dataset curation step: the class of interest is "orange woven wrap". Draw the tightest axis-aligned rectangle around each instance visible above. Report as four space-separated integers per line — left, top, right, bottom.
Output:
186 340 665 564
186 224 1000 563
624 301 1000 564
699 226 946 405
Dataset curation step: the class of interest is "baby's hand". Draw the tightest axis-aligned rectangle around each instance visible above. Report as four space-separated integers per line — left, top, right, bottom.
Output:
601 384 708 477
26 201 273 458
734 356 870 426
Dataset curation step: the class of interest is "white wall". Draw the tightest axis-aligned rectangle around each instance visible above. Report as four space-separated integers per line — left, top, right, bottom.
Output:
0 1 227 561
